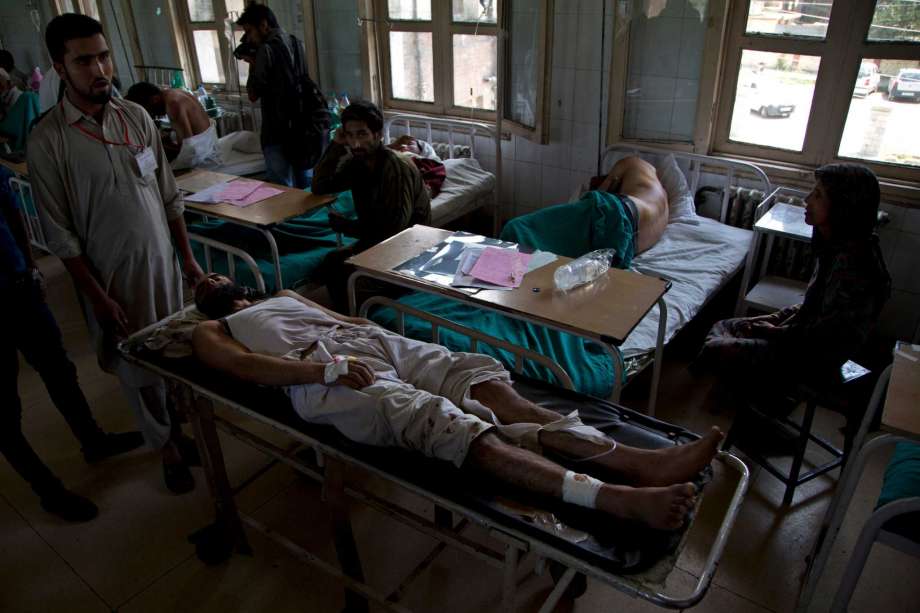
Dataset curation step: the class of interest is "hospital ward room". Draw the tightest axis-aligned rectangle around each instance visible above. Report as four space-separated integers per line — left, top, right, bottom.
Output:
3 0 920 611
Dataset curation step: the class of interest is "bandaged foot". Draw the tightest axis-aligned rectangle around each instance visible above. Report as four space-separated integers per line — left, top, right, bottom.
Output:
629 427 723 487
597 482 698 531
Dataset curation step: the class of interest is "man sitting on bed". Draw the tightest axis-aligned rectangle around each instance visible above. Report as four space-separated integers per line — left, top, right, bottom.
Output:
126 81 221 171
312 100 431 311
192 274 724 531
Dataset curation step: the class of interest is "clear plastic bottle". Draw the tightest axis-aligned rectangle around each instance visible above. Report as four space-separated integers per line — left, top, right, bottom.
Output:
553 249 617 291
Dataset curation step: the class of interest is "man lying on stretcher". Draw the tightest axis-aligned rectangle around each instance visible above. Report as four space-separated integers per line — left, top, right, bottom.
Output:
192 274 723 531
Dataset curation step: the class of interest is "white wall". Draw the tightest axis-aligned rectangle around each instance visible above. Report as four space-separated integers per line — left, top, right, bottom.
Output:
0 0 55 74
878 203 920 343
313 0 363 99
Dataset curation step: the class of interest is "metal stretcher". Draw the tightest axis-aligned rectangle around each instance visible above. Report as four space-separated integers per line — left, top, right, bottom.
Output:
121 311 748 612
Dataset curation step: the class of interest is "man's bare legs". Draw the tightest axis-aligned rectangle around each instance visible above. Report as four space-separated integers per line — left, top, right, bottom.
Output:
464 433 698 531
469 380 722 487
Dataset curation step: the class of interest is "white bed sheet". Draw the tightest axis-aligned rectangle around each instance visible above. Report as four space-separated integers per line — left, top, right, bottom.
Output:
430 157 495 226
621 217 753 357
214 132 265 177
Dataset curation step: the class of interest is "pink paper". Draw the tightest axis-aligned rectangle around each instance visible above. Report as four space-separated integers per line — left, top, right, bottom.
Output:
217 179 262 201
468 247 532 288
227 185 284 207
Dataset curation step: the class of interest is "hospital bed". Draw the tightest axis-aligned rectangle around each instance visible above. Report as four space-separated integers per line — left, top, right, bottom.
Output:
365 145 771 406
185 114 502 293
384 113 500 234
120 307 749 612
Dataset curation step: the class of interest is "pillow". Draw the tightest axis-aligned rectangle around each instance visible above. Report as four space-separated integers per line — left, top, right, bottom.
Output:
230 131 261 154
656 153 699 225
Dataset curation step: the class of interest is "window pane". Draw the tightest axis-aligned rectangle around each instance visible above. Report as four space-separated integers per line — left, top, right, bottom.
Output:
505 1 540 127
868 1 920 43
745 0 833 39
839 59 920 168
728 50 819 151
452 35 497 110
187 0 214 22
237 58 249 87
389 31 434 102
622 0 709 142
388 0 431 21
453 0 497 23
225 0 245 19
193 30 225 84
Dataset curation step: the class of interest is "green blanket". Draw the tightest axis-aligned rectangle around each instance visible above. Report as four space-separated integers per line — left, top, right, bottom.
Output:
499 190 635 268
370 293 620 398
187 191 356 290
0 92 39 152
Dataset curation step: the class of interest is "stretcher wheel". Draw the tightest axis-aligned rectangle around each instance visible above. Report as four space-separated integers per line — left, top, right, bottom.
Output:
549 560 588 599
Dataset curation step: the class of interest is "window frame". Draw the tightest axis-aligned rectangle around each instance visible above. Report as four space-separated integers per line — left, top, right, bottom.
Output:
173 0 247 91
373 0 500 121
712 1 920 183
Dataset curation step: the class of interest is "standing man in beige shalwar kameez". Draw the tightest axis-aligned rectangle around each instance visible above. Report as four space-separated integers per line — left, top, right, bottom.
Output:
27 14 205 494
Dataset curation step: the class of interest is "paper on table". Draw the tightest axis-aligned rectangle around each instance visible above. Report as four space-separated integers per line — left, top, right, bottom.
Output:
217 179 262 201
451 247 512 290
469 247 532 288
184 180 234 203
226 185 284 207
526 250 557 273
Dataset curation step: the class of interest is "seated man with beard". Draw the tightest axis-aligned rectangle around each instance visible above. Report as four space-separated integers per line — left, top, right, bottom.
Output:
191 274 724 531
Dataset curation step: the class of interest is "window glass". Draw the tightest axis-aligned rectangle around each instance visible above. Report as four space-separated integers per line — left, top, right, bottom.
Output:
452 34 497 110
452 0 497 24
745 0 833 40
622 0 708 142
505 0 539 127
868 0 920 43
193 29 225 83
225 0 245 17
388 0 431 21
839 59 920 168
389 31 435 101
187 0 214 22
728 50 819 151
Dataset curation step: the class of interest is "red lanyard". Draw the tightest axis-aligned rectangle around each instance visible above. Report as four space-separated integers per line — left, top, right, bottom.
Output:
65 102 139 151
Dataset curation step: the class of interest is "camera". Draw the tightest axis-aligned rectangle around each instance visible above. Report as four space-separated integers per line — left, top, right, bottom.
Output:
233 34 257 61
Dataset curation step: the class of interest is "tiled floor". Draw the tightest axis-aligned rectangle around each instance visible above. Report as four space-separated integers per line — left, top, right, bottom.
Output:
2 255 918 612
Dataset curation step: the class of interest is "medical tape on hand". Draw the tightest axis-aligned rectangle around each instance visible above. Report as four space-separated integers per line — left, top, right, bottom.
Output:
323 356 350 384
561 470 603 509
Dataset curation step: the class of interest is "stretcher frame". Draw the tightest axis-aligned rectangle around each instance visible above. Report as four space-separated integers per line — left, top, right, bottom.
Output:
121 309 749 612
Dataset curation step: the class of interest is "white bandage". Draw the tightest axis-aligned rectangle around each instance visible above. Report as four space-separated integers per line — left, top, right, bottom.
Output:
561 470 604 509
323 356 350 384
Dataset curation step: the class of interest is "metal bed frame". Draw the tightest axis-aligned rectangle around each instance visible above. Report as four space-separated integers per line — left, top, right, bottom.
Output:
184 112 504 293
9 176 49 253
120 309 749 612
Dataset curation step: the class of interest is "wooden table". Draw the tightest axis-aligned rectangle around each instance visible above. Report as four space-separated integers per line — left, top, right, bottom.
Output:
177 169 335 289
347 225 671 412
797 341 920 611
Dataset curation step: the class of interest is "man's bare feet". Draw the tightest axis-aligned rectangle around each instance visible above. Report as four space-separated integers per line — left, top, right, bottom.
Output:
622 427 724 487
597 482 697 531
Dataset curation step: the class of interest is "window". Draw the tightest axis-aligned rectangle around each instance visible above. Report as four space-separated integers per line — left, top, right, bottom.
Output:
375 0 498 118
713 1 920 180
175 0 249 89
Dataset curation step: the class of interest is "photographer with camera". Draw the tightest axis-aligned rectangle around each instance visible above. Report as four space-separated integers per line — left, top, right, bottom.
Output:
236 3 328 188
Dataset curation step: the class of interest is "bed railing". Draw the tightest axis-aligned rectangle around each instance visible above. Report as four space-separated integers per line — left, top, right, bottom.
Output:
384 113 503 236
601 144 772 225
359 296 576 392
189 232 267 294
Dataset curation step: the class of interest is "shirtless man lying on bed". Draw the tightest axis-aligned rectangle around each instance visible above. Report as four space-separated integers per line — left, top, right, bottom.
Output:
594 156 669 254
192 274 723 531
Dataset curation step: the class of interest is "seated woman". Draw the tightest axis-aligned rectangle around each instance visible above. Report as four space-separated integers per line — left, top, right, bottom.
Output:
501 155 669 269
695 163 891 405
192 273 724 531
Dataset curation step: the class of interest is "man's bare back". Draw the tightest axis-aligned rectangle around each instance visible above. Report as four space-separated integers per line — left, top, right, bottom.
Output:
163 88 211 144
598 156 669 254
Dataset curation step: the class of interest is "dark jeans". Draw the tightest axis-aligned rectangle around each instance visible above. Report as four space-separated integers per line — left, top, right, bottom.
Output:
0 274 102 495
320 242 407 314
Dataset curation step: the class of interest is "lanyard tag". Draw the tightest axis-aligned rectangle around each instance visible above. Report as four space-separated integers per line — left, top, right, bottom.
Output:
134 147 158 178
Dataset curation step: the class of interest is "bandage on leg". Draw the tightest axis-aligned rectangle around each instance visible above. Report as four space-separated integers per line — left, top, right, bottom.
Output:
561 470 604 509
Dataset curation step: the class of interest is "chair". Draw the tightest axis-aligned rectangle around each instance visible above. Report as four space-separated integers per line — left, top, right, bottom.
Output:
722 360 873 506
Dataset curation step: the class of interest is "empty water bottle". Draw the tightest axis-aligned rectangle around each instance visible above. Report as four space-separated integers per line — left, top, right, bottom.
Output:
554 249 617 291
